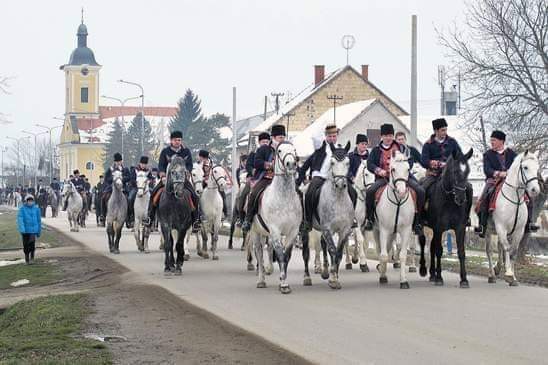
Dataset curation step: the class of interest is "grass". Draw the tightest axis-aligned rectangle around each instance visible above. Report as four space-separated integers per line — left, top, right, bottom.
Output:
0 210 61 251
0 294 111 364
0 260 61 290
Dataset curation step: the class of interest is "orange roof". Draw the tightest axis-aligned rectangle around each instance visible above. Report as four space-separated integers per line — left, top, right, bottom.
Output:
99 105 177 120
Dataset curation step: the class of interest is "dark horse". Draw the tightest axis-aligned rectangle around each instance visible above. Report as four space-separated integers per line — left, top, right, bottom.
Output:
157 155 193 275
418 149 473 288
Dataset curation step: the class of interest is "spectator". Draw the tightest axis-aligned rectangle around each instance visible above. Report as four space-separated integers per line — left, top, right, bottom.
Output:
17 195 42 264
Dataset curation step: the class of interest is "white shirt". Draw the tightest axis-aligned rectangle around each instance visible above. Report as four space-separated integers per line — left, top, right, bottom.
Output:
312 144 332 179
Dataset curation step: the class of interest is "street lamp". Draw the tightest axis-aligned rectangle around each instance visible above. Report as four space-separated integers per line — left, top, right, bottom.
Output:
36 123 64 183
101 95 141 157
0 146 7 188
6 136 31 186
22 130 48 188
118 79 145 156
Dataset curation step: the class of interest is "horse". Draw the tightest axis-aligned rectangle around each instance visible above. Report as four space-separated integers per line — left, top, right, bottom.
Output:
302 142 354 290
183 162 207 259
157 155 193 275
46 187 59 218
373 150 415 288
133 170 151 253
92 186 103 226
485 150 540 286
228 169 248 251
250 141 301 293
62 181 83 232
106 170 128 254
418 149 474 288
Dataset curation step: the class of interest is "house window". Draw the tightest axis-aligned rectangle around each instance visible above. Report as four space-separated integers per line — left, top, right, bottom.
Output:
81 87 89 103
367 128 381 147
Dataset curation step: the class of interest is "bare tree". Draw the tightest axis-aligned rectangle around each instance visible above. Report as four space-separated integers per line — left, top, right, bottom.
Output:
0 75 13 125
439 0 547 165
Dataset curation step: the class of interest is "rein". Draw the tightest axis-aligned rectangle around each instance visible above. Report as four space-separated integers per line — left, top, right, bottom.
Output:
442 163 468 206
274 144 297 177
209 165 227 189
386 169 410 234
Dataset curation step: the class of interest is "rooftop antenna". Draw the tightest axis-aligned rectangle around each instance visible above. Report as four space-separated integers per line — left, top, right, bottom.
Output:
327 94 343 123
341 35 355 66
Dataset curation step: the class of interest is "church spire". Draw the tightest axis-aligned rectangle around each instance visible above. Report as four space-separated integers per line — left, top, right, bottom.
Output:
77 9 88 48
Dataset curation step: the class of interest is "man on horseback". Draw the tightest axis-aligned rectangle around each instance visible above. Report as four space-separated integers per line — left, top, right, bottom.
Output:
236 154 248 187
198 149 228 219
127 156 153 228
237 132 270 227
474 130 539 237
100 153 131 224
63 170 85 211
145 130 204 232
347 134 369 181
298 123 357 232
241 125 286 232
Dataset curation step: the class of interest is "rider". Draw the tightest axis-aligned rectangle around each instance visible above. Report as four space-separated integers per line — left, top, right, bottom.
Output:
198 149 228 218
241 125 286 232
63 170 85 210
235 154 248 187
127 156 152 228
297 123 358 232
237 132 271 226
363 123 411 231
100 153 131 223
347 134 369 181
149 167 159 190
144 130 204 232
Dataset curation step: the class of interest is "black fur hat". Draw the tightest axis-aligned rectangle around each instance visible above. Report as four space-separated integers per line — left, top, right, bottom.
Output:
356 134 368 144
114 153 123 162
140 156 149 164
198 150 209 158
271 124 286 137
432 118 448 130
380 124 395 136
490 130 506 141
170 130 183 139
258 132 270 141
73 169 80 174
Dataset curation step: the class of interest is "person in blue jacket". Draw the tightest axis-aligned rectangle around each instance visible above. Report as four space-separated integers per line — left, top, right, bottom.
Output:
17 195 42 264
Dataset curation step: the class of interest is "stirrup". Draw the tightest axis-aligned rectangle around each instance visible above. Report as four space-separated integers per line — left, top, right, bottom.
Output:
525 223 539 233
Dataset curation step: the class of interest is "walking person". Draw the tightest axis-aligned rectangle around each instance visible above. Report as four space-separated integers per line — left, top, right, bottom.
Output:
17 195 42 264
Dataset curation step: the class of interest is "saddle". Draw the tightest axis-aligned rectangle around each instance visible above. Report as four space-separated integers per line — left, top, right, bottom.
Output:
474 179 529 213
152 186 195 210
375 185 418 212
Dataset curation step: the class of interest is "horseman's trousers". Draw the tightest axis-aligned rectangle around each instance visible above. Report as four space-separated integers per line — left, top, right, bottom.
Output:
244 178 272 223
237 182 251 220
303 177 357 226
366 176 425 222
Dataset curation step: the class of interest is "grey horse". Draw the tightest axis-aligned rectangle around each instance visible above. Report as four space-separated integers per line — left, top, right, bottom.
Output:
106 170 128 254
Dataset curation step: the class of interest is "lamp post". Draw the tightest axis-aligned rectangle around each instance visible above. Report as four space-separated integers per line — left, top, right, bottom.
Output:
118 80 145 156
6 136 30 186
36 123 64 183
101 95 141 157
1 146 7 188
22 130 48 189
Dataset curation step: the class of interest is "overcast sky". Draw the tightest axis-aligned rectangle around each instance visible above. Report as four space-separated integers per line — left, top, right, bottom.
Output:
1 0 466 147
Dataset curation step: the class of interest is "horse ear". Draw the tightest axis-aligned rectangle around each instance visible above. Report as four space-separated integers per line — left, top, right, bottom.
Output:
344 141 350 153
464 148 473 160
524 149 529 157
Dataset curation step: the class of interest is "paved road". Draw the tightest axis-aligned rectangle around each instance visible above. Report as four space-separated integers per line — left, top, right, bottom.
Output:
44 213 548 365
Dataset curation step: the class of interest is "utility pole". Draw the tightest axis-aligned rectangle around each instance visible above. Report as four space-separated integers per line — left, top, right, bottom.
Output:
6 136 30 187
119 80 145 156
479 115 488 151
22 130 47 189
271 92 284 114
410 14 418 148
327 94 343 123
1 146 7 188
263 95 268 120
438 65 446 115
282 112 295 134
231 87 237 216
36 123 63 183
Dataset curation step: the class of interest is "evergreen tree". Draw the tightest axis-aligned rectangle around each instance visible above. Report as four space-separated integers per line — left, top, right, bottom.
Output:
103 119 125 171
126 112 156 166
169 89 203 138
188 113 231 163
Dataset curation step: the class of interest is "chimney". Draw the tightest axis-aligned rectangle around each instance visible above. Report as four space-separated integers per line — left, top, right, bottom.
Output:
314 65 325 86
361 65 369 81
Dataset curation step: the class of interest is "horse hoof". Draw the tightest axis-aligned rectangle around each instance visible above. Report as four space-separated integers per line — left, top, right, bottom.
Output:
504 274 514 284
320 271 329 280
256 281 266 289
265 267 273 276
393 262 401 269
400 282 410 289
379 277 388 284
247 263 255 271
345 263 353 270
429 276 435 282
460 280 469 288
493 266 500 276
212 255 219 261
360 264 369 273
509 280 519 287
303 277 312 286
409 267 417 273
488 277 496 284
314 267 322 274
184 254 190 261
144 250 150 254
280 285 292 294
113 249 120 255
203 253 210 260
174 268 182 276
376 264 381 272
435 278 444 286
328 281 338 290
228 243 233 250
240 246 245 251
164 269 172 276
351 257 359 264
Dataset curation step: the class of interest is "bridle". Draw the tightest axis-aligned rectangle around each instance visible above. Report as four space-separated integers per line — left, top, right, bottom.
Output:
356 167 373 202
274 142 297 176
136 173 150 196
385 158 410 234
166 164 186 199
209 165 227 189
442 161 468 206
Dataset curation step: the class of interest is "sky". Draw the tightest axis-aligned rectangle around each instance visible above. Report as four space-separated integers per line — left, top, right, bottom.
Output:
0 0 466 154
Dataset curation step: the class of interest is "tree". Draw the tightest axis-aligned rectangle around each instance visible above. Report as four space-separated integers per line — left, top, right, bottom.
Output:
0 76 13 125
438 0 547 165
126 112 156 166
169 89 203 138
189 113 231 163
103 119 125 171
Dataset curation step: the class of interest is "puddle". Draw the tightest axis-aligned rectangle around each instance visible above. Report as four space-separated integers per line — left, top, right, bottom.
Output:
10 279 30 287
0 259 25 267
84 334 127 342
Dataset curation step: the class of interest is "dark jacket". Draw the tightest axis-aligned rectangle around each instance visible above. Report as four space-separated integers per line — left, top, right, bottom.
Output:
71 176 86 192
421 135 462 170
129 165 153 189
245 152 255 176
367 141 408 177
348 148 369 180
253 144 275 180
158 145 193 174
102 165 131 193
483 148 517 180
405 145 425 169
297 141 330 185
50 181 60 191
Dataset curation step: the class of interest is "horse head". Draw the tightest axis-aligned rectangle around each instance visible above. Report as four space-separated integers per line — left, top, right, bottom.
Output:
355 160 374 191
518 150 540 197
191 162 205 195
390 150 410 198
239 170 248 190
329 141 351 190
167 155 187 196
275 141 298 176
210 165 228 190
136 170 149 197
112 170 124 191
444 148 473 206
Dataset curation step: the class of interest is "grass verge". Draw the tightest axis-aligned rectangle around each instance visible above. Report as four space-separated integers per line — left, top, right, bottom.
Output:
0 260 61 290
0 294 111 364
0 209 61 251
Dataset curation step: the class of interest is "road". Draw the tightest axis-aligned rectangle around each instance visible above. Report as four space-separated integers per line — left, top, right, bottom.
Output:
44 213 548 365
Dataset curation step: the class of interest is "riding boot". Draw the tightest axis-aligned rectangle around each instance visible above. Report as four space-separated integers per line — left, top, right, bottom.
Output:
525 202 539 233
475 211 488 238
363 191 375 231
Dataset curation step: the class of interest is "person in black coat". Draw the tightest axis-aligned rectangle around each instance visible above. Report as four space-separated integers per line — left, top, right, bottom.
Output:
242 126 286 232
99 153 131 223
237 132 270 226
127 156 153 227
235 154 248 187
347 134 369 181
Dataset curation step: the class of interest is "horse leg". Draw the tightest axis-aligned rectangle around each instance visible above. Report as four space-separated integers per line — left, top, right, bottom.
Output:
302 231 312 286
455 227 468 288
392 236 401 269
486 233 496 283
245 234 254 271
429 232 438 282
399 228 411 289
333 233 350 290
228 215 236 250
432 232 444 285
322 230 339 289
507 230 523 286
272 234 290 294
107 223 114 253
211 225 219 260
418 232 427 277
253 232 266 288
113 222 121 254
358 229 369 272
174 229 185 275
320 235 329 280
351 230 360 265
344 242 352 270
378 229 390 284
143 223 150 253
201 228 209 259
161 225 171 273
134 221 142 252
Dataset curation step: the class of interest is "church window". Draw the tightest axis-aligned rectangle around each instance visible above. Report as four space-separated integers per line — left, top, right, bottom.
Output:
81 87 89 103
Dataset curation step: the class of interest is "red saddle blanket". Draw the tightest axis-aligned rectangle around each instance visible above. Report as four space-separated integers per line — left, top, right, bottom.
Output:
152 187 195 210
375 185 417 212
475 180 529 213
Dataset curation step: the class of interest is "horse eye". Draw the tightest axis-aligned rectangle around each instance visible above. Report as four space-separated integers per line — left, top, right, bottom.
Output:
391 168 395 172
524 167 528 170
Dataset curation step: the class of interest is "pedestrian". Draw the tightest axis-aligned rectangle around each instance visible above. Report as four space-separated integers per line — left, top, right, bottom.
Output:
17 195 42 264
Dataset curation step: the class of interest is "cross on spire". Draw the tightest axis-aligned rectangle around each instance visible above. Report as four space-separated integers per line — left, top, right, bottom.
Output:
81 7 84 24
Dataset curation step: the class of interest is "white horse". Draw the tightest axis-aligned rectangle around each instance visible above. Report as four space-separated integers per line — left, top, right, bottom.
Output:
62 181 83 232
184 162 207 259
373 150 415 288
250 141 301 294
134 170 151 253
106 170 128 254
486 150 541 286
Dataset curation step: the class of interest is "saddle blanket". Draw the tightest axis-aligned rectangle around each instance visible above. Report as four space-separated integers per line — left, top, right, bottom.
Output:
152 187 195 210
475 180 528 213
375 185 417 212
